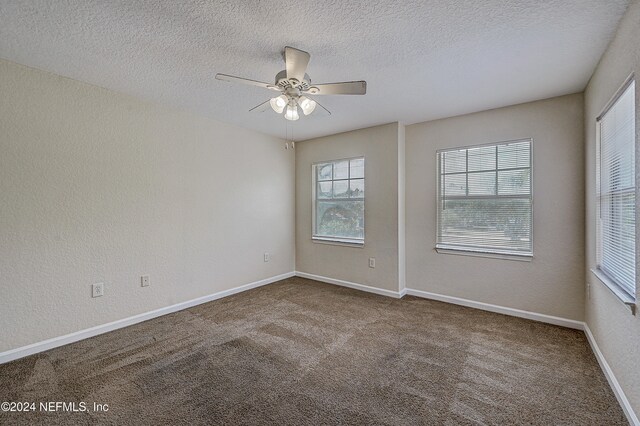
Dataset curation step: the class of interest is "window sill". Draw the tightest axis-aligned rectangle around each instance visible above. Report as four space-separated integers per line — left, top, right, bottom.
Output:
591 268 636 315
312 236 364 248
435 247 532 262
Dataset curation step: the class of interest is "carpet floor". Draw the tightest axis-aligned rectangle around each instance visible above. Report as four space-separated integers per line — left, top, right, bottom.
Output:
0 277 626 425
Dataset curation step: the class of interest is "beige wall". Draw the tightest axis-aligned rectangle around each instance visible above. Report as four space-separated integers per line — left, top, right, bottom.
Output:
405 94 585 320
398 123 406 291
584 0 640 416
295 123 400 292
4 5 639 417
0 59 295 352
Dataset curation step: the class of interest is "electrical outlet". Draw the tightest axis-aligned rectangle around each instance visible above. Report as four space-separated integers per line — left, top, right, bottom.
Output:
92 282 104 298
141 275 150 287
264 252 270 262
369 257 376 268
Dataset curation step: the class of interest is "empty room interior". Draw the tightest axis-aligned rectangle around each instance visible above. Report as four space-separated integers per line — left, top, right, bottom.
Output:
1 0 640 424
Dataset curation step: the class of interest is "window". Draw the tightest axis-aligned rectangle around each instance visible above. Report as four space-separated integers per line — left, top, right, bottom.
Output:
596 79 636 299
313 157 365 244
436 139 533 257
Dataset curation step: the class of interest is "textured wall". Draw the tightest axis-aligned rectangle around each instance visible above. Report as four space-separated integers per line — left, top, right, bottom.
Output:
295 123 399 292
405 94 585 320
398 123 406 291
584 0 640 416
0 59 295 352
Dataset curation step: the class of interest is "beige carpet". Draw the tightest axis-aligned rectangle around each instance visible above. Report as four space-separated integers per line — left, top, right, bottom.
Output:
0 277 626 425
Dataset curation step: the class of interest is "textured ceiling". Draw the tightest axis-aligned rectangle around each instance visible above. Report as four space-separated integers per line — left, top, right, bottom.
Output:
0 0 630 140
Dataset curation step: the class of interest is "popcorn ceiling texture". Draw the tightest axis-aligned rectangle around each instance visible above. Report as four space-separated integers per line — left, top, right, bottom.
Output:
0 0 630 140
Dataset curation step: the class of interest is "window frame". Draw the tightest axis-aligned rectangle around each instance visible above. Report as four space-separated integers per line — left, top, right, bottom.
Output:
435 138 534 259
312 156 365 246
593 75 636 308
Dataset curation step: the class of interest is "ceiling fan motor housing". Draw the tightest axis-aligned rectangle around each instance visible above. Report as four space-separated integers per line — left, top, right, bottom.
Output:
275 70 312 91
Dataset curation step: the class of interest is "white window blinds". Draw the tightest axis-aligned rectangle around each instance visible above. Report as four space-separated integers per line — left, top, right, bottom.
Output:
437 139 533 256
596 79 636 298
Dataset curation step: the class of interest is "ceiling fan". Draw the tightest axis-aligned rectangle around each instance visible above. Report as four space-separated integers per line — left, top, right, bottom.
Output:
215 46 366 121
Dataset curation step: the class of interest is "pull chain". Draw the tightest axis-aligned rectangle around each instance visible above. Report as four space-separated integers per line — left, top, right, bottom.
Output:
285 120 294 148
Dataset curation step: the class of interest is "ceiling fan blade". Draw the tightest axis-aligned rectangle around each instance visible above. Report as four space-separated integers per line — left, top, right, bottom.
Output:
248 99 272 113
284 46 310 83
215 73 280 91
305 81 367 95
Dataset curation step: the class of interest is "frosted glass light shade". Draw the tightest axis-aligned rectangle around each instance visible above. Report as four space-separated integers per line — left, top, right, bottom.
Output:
299 96 317 115
284 104 299 121
269 95 288 114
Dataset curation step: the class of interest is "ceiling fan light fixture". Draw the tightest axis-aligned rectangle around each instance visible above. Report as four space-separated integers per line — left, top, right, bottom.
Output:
299 96 317 116
284 104 299 121
216 46 366 121
269 95 288 114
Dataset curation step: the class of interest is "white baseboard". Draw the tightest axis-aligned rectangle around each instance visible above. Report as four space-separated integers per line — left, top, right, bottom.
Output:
584 324 639 426
0 271 295 365
406 287 636 423
300 277 634 423
405 288 584 330
293 273 583 330
295 271 404 298
3 271 635 425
